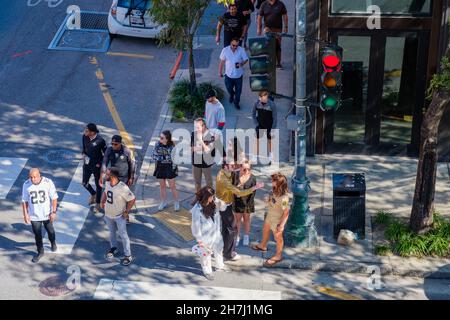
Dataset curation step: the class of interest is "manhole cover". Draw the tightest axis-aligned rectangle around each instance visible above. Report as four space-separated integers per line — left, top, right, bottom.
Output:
39 276 75 297
43 150 78 164
58 30 109 50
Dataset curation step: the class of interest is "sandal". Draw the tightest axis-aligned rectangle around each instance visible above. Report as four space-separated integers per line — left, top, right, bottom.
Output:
251 244 268 252
263 257 283 267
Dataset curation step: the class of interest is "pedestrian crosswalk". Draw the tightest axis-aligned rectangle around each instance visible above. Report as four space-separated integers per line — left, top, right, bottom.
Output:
94 279 282 300
0 157 28 199
44 161 91 254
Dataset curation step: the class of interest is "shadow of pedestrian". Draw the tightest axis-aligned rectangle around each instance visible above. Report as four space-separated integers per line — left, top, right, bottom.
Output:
423 264 450 300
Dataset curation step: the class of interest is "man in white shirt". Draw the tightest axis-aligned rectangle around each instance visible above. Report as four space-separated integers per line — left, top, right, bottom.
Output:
22 168 58 263
101 167 136 266
219 37 249 110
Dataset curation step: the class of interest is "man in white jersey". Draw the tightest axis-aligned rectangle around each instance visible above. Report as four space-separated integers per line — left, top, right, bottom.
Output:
21 168 58 263
101 167 135 266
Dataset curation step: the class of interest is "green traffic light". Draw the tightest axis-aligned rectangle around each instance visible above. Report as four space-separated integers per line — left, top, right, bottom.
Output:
324 96 337 107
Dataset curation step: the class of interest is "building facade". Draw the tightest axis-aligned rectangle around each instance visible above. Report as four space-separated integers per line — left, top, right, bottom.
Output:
303 0 449 161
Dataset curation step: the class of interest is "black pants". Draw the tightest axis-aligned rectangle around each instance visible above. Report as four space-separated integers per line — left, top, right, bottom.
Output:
220 204 237 259
31 220 55 253
82 164 102 204
224 75 243 106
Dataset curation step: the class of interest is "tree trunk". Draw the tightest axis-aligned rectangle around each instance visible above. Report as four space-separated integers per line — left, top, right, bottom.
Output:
188 35 197 95
410 89 450 234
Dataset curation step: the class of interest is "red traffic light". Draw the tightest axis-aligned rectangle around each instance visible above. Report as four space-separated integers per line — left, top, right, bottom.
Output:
321 47 342 72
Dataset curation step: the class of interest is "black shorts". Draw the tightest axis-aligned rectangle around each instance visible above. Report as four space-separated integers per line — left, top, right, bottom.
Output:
153 162 178 180
255 127 272 140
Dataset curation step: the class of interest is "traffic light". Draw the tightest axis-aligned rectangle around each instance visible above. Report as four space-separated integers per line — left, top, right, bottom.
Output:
248 36 277 93
319 45 343 111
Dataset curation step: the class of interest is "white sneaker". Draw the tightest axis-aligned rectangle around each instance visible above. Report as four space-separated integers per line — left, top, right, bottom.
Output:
236 236 240 247
204 273 215 281
158 201 167 211
230 253 241 261
243 235 250 246
174 201 180 212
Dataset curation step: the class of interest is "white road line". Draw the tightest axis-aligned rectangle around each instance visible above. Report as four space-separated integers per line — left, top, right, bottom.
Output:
94 279 282 300
44 161 90 254
0 157 28 199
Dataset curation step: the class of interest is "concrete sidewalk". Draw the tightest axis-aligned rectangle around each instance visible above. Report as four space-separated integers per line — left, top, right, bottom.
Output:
134 3 450 279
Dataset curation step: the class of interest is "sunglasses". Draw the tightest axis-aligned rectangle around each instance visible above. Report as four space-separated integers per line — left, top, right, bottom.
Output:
231 44 238 48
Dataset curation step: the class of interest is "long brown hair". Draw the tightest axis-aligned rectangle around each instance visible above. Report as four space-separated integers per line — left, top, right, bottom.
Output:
193 186 216 219
271 173 288 197
162 130 175 147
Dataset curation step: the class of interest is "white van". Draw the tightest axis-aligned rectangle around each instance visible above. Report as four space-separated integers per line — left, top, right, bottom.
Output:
108 0 163 38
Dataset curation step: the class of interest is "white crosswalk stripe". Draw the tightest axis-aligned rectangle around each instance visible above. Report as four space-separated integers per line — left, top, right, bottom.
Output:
0 157 28 199
94 279 282 300
44 161 91 254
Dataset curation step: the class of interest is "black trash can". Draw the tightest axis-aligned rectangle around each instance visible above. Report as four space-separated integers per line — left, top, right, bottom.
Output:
332 173 366 239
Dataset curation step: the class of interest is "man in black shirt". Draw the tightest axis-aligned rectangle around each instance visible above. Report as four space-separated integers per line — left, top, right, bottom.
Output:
216 3 248 48
257 0 288 68
81 123 107 212
101 135 135 187
235 0 255 49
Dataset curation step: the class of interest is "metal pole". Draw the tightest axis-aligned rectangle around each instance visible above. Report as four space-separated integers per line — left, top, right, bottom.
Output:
284 0 318 248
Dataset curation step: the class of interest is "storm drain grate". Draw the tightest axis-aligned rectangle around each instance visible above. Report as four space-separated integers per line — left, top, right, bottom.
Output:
48 11 110 52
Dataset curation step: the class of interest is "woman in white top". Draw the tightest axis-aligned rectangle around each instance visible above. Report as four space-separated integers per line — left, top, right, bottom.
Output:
191 186 228 280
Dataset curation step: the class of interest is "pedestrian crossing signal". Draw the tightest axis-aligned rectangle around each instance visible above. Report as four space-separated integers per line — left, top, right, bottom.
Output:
319 45 343 111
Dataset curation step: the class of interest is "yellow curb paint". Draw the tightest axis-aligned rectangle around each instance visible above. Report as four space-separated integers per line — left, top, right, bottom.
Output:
314 285 364 300
106 52 154 60
89 56 135 153
153 208 194 242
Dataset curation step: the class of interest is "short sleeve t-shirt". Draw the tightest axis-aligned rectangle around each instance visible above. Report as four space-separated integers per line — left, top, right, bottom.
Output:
205 100 226 130
259 0 287 30
104 181 135 218
22 177 58 221
219 46 249 79
219 12 247 39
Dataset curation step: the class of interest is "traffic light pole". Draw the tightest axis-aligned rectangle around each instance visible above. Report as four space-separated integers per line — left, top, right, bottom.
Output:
284 0 318 248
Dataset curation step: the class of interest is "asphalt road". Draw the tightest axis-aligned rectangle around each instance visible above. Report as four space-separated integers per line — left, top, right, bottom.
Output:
0 0 448 301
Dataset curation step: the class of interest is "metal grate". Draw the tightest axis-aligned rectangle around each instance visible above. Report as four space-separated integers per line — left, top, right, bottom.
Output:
48 11 110 52
80 12 109 30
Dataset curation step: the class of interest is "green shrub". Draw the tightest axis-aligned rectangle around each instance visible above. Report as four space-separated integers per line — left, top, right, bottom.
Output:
385 219 409 241
168 80 225 121
374 244 391 256
424 233 450 257
374 210 393 225
395 233 427 257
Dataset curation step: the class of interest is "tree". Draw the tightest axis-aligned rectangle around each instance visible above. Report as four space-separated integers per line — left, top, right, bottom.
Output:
410 48 450 234
150 0 235 94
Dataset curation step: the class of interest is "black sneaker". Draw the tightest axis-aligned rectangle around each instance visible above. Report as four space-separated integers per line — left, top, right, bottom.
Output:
276 63 283 70
229 96 234 104
234 103 241 110
121 256 133 266
32 252 44 263
106 247 119 259
51 242 57 252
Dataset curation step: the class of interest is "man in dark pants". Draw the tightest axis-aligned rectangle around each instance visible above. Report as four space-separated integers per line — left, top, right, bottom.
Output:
101 135 135 186
82 123 107 213
257 0 288 69
219 38 249 109
215 163 263 261
22 168 58 263
216 3 248 47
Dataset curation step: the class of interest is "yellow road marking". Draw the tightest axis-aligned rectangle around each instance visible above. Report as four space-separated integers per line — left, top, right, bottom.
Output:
153 207 194 242
89 56 135 153
314 285 364 300
106 52 154 60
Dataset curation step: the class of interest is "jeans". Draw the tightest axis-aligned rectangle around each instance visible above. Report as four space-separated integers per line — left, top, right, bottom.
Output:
82 164 102 204
220 204 237 259
104 215 131 257
31 220 56 253
224 75 243 106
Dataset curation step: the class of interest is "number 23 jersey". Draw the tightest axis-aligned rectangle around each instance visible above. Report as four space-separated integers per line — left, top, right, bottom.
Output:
22 177 58 221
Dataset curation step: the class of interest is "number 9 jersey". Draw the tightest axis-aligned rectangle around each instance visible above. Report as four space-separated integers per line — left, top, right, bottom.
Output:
22 177 58 221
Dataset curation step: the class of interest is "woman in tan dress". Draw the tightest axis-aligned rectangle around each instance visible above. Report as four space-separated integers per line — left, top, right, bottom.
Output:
251 173 290 266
